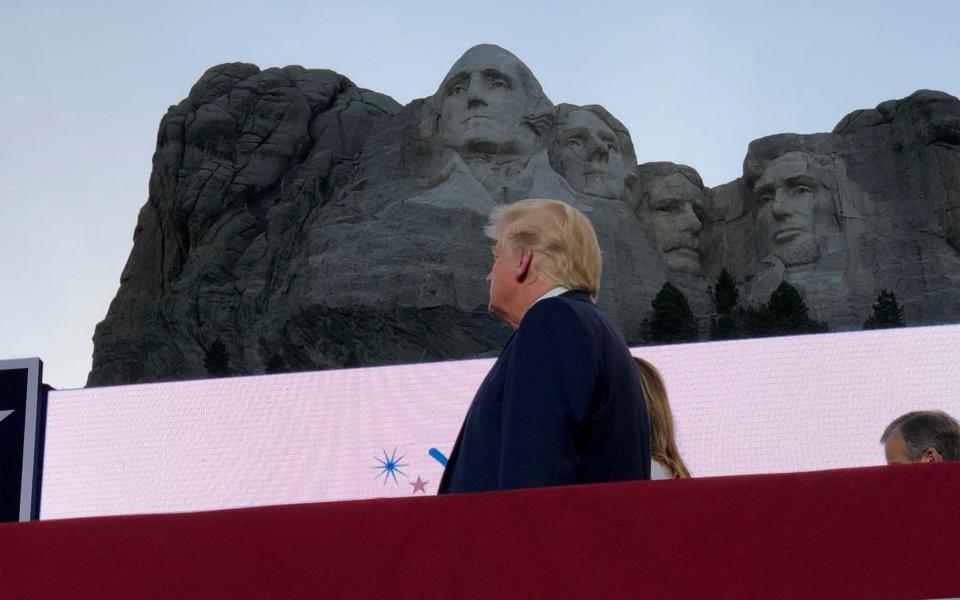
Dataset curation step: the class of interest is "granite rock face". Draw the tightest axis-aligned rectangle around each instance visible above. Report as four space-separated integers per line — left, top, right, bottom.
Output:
88 45 960 386
711 90 960 327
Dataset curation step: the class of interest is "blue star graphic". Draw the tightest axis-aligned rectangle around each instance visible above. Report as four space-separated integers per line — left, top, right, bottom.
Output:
373 447 409 485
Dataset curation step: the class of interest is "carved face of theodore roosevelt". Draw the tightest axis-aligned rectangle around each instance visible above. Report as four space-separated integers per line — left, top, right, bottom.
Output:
636 163 707 274
554 107 626 199
437 45 547 157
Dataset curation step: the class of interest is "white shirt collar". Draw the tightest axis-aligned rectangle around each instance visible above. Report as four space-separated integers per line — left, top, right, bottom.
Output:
532 286 570 306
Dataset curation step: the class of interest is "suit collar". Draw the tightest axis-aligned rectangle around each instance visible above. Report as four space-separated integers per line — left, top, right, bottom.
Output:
560 289 593 303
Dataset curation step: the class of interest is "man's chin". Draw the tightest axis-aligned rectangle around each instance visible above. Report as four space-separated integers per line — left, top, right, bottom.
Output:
664 249 702 274
775 235 820 267
581 174 623 199
488 303 519 329
457 129 506 146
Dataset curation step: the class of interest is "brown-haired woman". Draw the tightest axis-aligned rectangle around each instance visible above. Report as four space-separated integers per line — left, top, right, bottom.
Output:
633 357 691 479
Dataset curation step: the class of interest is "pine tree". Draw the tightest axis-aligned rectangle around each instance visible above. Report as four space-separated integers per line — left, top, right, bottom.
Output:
647 282 699 344
712 268 739 316
203 339 230 377
759 282 829 336
709 268 741 340
863 290 906 329
766 282 811 332
265 353 290 374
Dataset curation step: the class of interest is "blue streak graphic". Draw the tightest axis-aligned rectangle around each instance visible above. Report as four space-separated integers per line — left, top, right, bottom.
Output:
428 448 448 466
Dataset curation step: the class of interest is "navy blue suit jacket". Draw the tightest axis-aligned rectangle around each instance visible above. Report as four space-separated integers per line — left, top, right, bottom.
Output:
438 290 650 493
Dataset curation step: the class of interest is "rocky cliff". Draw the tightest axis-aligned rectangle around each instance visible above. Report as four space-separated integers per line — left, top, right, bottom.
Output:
88 45 960 385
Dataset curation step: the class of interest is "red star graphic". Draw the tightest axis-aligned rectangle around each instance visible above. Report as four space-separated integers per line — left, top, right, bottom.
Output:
410 476 428 494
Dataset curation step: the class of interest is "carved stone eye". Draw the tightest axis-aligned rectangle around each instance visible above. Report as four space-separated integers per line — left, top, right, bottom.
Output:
566 138 583 148
656 199 681 213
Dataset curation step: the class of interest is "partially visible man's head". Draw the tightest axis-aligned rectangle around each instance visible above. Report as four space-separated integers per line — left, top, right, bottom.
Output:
433 44 553 156
752 151 838 267
635 162 707 274
881 410 960 464
484 199 602 324
550 104 636 200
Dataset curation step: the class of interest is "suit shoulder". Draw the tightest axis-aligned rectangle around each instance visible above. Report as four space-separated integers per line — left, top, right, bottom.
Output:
518 296 601 345
523 295 590 325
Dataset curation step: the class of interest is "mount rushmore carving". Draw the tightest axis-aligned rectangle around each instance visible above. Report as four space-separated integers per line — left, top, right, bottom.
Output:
88 44 960 386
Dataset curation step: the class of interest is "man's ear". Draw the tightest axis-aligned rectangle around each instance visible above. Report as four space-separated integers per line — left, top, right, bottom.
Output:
921 448 943 463
515 249 534 282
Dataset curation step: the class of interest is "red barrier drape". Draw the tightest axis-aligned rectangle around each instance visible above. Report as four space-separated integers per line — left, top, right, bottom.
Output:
2 464 959 599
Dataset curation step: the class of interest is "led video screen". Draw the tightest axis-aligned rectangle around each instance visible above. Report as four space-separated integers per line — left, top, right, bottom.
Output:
40 325 960 519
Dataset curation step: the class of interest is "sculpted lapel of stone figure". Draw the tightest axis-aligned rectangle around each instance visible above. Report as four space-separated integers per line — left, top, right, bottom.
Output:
635 162 707 275
550 104 636 201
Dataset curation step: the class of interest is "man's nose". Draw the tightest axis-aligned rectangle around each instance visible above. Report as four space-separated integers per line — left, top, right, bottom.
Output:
486 270 492 284
467 74 487 108
679 203 702 234
585 132 610 163
771 188 793 219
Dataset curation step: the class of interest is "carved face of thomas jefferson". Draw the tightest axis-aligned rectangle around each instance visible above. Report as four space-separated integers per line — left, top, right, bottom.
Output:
554 108 626 199
754 152 825 267
437 45 542 156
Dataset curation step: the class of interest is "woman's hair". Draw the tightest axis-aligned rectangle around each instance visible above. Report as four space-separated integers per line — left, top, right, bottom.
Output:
633 356 691 478
485 199 602 298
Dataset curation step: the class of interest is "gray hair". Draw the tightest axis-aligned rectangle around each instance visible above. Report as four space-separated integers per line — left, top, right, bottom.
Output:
881 410 960 461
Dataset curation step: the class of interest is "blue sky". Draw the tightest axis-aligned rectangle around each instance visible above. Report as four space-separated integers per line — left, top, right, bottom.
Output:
2 0 958 389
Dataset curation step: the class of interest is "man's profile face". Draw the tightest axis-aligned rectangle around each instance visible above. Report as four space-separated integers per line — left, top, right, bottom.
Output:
555 109 626 199
884 431 914 465
644 173 706 274
486 241 518 323
754 153 823 266
438 49 533 155
883 429 944 464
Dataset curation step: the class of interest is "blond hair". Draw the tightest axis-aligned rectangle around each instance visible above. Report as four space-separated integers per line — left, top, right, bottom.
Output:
633 357 691 478
484 199 602 298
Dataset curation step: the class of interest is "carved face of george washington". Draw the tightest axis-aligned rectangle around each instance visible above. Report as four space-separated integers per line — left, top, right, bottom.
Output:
437 45 545 157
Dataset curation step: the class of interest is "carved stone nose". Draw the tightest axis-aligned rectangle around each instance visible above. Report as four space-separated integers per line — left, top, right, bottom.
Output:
772 189 792 217
679 204 702 233
587 134 609 162
466 74 485 102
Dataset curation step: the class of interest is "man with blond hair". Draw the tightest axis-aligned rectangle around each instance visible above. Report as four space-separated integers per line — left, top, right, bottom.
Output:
438 199 651 493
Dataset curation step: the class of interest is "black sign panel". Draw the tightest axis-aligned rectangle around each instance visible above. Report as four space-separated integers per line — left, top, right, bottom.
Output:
0 358 43 522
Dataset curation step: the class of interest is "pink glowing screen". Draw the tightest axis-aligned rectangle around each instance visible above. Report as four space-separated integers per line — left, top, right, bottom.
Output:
40 325 960 519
